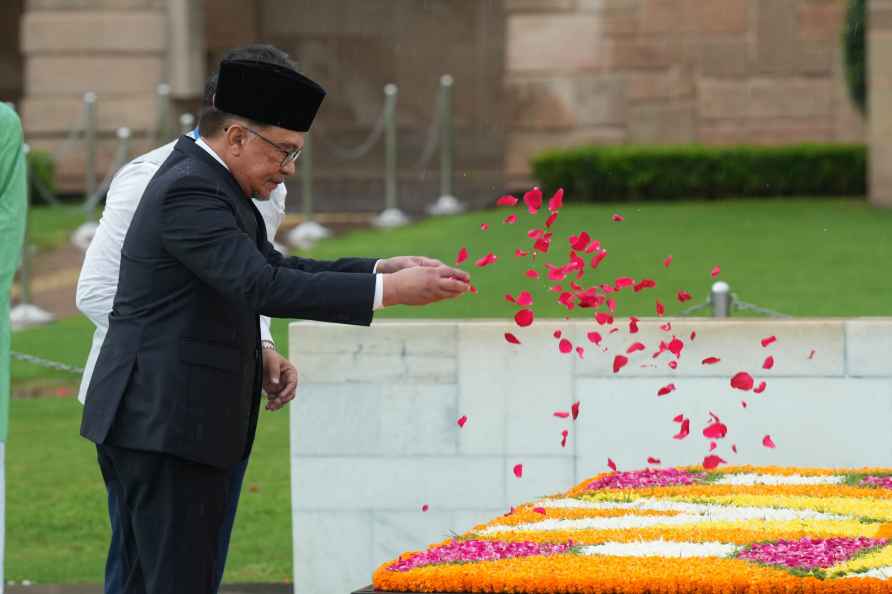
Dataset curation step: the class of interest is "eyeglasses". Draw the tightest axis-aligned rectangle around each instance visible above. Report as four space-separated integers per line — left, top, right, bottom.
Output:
229 125 302 167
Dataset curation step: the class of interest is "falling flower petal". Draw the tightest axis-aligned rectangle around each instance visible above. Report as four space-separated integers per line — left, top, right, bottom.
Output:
614 277 635 290
613 355 629 373
548 188 564 212
608 458 617 471
656 300 665 317
754 381 767 394
761 335 777 347
663 255 673 268
480 223 489 231
523 187 543 214
571 401 580 420
673 414 685 423
763 355 775 370
558 338 573 354
629 317 640 334
703 421 728 439
533 236 551 253
591 250 608 269
569 232 591 251
703 455 726 470
673 419 690 439
612 213 624 222
553 330 562 339
469 284 478 294
496 195 518 207
504 294 516 304
660 322 672 332
503 214 518 224
457 415 468 428
422 504 429 512
808 349 816 359
553 411 570 419
730 371 755 391
532 507 547 515
690 331 697 341
668 360 678 369
595 312 614 326
525 268 540 279
647 457 661 465
456 247 468 265
711 265 721 278
513 463 523 478
657 383 676 397
515 248 529 257
709 441 718 452
545 212 558 228
627 342 646 354
560 429 568 448
677 290 693 303
575 346 585 359
475 251 497 267
702 357 721 365
667 337 684 358
514 309 534 328
516 291 533 306
732 444 738 454
763 435 777 449
634 279 656 293
741 400 748 408
504 332 521 345
586 331 602 345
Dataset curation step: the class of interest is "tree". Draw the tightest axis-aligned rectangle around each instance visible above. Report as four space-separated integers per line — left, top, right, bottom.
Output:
843 0 867 115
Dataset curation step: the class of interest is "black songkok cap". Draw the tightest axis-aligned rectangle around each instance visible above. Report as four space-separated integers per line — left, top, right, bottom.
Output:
213 59 326 132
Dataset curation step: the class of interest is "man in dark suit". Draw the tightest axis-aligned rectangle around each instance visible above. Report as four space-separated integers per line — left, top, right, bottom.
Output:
80 58 469 594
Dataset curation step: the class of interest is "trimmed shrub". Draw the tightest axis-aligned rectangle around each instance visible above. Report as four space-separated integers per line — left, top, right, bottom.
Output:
843 0 867 115
26 149 56 201
531 144 866 202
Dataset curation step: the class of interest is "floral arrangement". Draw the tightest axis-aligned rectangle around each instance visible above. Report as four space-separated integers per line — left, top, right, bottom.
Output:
373 466 892 593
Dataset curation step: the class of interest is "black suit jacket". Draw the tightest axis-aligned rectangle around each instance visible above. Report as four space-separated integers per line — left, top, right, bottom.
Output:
81 137 377 468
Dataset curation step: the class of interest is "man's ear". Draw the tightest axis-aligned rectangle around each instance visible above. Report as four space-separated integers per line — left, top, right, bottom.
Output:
225 125 246 157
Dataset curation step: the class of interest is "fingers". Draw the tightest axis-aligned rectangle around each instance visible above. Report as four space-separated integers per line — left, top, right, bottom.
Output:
262 349 282 394
436 265 470 283
266 362 298 412
414 256 444 268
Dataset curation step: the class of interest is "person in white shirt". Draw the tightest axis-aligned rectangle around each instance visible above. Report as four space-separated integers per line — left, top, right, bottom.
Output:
75 45 298 594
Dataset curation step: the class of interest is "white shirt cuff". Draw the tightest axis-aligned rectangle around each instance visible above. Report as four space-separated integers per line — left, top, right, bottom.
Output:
373 259 382 273
373 273 384 310
259 315 274 344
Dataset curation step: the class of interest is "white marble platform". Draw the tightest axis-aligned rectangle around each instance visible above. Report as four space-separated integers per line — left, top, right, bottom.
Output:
289 318 892 594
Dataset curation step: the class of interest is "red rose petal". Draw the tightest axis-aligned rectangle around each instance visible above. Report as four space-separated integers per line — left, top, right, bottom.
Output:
457 415 468 428
558 338 573 354
629 316 640 334
634 279 656 293
545 212 558 228
504 332 521 345
732 444 738 454
656 300 665 317
456 247 468 265
612 213 624 222
627 342 646 354
730 371 755 391
595 312 614 326
569 232 591 251
710 265 721 278
761 335 777 348
560 430 568 448
613 355 629 373
709 441 718 452
505 294 517 304
590 250 608 269
554 411 570 418
523 187 543 214
475 251 497 267
673 419 690 439
663 255 673 268
660 322 672 332
504 214 518 224
703 455 726 470
741 400 748 408
668 360 678 370
673 414 685 423
533 506 547 515
754 381 767 394
422 504 429 512
607 458 617 471
607 298 617 313
496 195 518 207
702 357 721 365
762 435 776 449
571 401 580 420
553 330 562 339
525 269 540 279
647 457 661 465
690 331 697 341
703 421 728 439
548 188 564 212
480 223 489 231
513 463 523 478
514 309 534 328
516 291 533 306
667 337 684 358
587 331 602 345
677 290 692 303
515 248 529 257
762 355 775 370
657 383 676 397
575 346 585 359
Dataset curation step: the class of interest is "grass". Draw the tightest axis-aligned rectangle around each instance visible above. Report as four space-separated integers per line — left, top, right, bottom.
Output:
25 204 93 252
8 197 892 583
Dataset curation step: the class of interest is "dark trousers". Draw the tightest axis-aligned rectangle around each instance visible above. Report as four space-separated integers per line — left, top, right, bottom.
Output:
104 454 250 594
97 444 242 594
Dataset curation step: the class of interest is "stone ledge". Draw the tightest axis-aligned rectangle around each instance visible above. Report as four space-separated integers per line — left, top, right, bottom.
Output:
21 10 165 53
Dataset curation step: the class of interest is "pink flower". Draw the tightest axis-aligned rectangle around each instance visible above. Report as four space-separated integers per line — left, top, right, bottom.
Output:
586 468 704 490
387 539 574 572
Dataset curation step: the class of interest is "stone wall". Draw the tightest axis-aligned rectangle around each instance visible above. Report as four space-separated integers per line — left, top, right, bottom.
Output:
19 0 170 192
289 318 892 594
503 0 866 183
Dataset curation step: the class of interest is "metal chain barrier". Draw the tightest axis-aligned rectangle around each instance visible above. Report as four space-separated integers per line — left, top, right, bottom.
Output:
10 352 84 376
412 86 443 175
83 127 131 214
679 283 791 318
313 102 389 161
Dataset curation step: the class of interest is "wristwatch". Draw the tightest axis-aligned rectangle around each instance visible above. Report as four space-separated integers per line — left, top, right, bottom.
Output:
260 340 277 352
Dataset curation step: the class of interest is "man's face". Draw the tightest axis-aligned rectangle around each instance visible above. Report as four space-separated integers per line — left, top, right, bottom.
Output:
228 123 305 199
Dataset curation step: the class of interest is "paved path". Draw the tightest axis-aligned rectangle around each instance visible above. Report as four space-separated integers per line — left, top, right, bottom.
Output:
6 584 291 594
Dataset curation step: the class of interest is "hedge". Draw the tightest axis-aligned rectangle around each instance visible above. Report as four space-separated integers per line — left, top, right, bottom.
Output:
531 144 867 202
843 0 867 115
26 149 56 201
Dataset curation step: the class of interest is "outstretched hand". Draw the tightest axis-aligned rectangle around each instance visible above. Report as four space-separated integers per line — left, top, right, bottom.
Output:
376 256 444 274
382 265 470 306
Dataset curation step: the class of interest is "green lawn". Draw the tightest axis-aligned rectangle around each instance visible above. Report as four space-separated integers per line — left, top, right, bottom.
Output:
8 197 892 583
26 204 93 252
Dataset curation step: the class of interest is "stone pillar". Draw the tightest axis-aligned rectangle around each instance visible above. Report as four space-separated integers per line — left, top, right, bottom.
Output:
869 0 892 207
19 0 169 192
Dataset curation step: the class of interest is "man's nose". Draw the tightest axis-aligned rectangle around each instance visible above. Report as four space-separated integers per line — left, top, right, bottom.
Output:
281 159 297 176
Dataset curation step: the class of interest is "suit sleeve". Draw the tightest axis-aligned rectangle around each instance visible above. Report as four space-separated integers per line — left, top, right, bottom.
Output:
261 240 378 274
161 177 375 325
